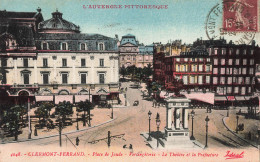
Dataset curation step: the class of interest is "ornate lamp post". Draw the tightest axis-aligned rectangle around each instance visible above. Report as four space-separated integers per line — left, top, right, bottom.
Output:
155 113 161 148
236 115 239 133
190 109 195 140
76 113 79 130
147 110 152 141
205 116 210 148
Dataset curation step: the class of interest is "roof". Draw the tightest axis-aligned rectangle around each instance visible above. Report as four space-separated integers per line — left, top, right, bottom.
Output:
122 34 135 37
38 10 80 33
0 11 38 19
36 33 113 40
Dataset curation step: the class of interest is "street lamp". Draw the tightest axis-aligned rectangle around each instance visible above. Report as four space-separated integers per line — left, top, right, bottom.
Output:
205 116 210 148
155 113 161 148
190 109 195 140
147 110 152 141
76 113 79 130
227 106 229 117
236 115 239 133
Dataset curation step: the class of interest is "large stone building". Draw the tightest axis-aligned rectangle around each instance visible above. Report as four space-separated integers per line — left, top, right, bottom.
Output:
119 34 153 68
0 9 119 105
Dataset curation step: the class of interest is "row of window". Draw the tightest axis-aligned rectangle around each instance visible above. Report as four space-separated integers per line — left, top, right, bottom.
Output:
213 68 254 75
121 56 153 61
22 58 105 67
170 75 211 85
23 73 105 85
216 86 252 95
213 58 254 66
175 64 211 72
42 42 105 51
213 77 254 84
212 48 254 55
175 58 211 62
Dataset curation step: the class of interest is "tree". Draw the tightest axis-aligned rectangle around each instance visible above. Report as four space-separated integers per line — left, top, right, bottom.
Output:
55 101 73 125
77 100 94 127
34 106 48 128
119 65 127 79
143 64 153 80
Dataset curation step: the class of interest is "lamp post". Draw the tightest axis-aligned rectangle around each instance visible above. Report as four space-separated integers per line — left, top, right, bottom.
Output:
205 116 210 148
155 113 161 148
190 109 195 140
227 106 229 117
76 113 79 130
147 110 152 141
236 115 239 133
27 98 31 139
111 105 114 119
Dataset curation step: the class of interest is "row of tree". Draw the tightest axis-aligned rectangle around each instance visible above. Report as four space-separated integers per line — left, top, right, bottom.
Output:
119 64 153 81
0 99 94 141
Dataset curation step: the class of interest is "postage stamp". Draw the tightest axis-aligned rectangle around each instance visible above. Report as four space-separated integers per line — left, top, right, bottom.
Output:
205 0 258 44
223 0 258 32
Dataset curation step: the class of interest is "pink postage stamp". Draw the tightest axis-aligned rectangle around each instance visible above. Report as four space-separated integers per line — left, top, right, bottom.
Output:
223 0 258 32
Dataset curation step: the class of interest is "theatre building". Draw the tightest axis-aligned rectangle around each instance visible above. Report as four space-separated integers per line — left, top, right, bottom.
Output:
0 9 119 105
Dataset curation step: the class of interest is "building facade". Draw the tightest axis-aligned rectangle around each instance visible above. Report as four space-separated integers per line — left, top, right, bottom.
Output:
0 9 119 105
119 34 153 68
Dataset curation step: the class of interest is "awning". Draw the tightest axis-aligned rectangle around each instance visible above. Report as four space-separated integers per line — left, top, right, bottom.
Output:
235 96 246 101
55 95 73 104
215 96 227 101
75 95 92 103
35 96 53 102
184 92 215 105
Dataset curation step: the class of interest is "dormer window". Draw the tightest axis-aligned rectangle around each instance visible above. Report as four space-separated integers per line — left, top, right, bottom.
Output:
98 43 104 51
42 42 48 50
81 43 86 50
61 42 67 50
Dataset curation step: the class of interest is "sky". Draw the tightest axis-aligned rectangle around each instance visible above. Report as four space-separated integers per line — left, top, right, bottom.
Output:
1 0 259 45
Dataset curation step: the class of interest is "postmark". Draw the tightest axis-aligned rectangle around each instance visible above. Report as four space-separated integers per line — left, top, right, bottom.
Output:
205 0 257 44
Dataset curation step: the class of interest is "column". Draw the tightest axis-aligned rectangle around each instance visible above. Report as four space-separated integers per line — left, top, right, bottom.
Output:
13 58 18 84
33 58 37 84
175 108 180 129
183 108 189 129
166 107 172 129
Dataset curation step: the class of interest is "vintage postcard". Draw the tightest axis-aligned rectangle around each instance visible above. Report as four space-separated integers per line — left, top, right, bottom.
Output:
0 0 259 161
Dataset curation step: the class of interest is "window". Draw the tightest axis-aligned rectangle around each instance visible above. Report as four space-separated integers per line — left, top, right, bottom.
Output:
199 58 203 62
81 73 86 84
228 59 233 65
234 87 239 93
214 59 218 65
250 59 254 65
206 65 210 72
176 64 180 72
235 59 240 65
229 48 233 55
243 49 246 55
238 77 243 84
245 77 250 84
213 77 218 84
99 43 104 50
206 58 210 62
43 42 48 50
250 50 254 55
233 77 237 83
220 77 225 84
199 65 203 72
183 75 188 84
43 73 49 84
176 58 180 62
214 49 218 55
241 87 246 95
198 76 203 84
229 68 233 74
233 68 238 75
228 77 232 84
226 68 230 74
43 58 48 67
81 59 86 67
61 43 67 50
249 68 254 74
191 65 197 72
81 43 86 50
184 58 188 62
221 59 225 65
62 73 68 84
227 87 232 93
221 68 225 74
242 68 247 75
1 59 7 67
23 73 29 84
99 74 105 84
243 59 247 65
236 49 239 55
62 59 67 67
23 58 28 67
190 76 195 84
99 59 104 67
213 68 218 74
222 49 226 55
206 76 210 83
248 87 251 93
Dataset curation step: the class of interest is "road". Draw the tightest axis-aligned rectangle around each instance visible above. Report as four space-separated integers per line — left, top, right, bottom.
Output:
13 81 257 151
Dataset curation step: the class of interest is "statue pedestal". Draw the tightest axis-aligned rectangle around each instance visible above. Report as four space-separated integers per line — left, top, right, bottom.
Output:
164 128 190 141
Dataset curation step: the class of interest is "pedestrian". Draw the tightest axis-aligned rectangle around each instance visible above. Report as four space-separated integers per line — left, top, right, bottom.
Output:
125 87 127 91
76 137 80 146
34 126 38 136
129 144 133 152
